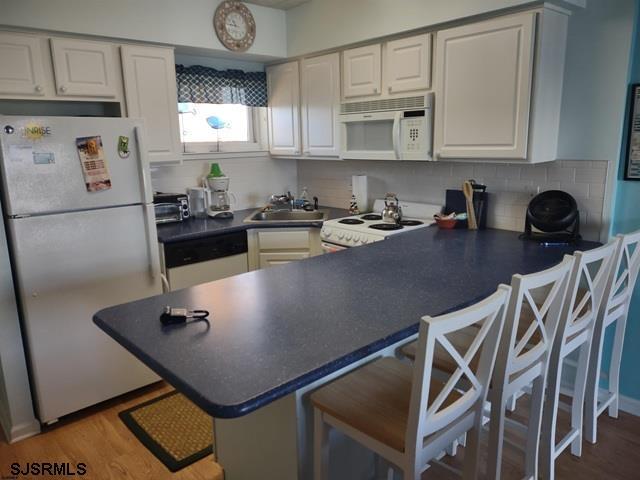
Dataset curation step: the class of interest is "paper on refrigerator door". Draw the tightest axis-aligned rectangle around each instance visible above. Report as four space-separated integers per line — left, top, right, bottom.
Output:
76 136 112 192
8 145 32 163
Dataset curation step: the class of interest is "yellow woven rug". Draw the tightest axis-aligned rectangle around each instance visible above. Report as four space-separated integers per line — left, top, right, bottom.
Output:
119 391 213 472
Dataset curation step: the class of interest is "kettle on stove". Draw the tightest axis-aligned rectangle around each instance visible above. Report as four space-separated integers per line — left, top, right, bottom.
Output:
382 193 403 223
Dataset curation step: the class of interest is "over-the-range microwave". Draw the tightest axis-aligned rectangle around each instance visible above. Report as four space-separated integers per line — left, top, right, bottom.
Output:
340 93 433 161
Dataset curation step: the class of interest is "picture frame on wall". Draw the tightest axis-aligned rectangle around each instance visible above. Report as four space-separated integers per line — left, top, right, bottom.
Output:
623 83 640 180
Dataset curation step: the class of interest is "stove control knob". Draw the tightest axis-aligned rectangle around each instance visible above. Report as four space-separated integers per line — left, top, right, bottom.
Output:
353 234 360 242
323 227 332 237
362 237 369 244
337 231 344 239
345 233 352 241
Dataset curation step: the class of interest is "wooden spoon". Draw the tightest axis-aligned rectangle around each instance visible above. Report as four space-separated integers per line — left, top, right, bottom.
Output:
463 180 478 230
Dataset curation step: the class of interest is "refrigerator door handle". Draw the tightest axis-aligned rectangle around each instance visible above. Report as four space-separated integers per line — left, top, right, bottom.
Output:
134 126 153 204
143 204 161 279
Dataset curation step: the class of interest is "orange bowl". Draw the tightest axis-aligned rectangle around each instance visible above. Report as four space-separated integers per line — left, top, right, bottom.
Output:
436 217 458 229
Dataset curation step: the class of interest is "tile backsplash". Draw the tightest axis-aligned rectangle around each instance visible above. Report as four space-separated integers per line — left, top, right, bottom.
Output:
150 155 297 210
297 159 608 241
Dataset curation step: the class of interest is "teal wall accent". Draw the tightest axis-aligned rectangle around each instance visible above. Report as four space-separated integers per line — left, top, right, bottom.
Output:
610 0 640 401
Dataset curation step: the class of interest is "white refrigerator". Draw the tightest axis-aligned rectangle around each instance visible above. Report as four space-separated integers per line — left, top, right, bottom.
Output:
0 116 161 424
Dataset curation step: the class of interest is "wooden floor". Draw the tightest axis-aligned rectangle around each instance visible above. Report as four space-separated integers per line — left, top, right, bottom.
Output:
1 382 639 479
0 382 223 480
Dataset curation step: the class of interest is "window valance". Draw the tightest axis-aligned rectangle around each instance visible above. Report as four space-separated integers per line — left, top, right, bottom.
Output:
175 64 267 107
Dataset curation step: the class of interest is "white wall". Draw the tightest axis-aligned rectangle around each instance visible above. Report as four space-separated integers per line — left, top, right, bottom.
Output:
1 0 287 60
0 218 39 443
558 0 635 161
286 0 578 57
151 156 297 210
175 53 265 73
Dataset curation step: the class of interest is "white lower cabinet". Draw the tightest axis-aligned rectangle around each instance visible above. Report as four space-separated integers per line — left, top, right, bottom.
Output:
248 228 322 271
166 253 249 291
259 251 310 269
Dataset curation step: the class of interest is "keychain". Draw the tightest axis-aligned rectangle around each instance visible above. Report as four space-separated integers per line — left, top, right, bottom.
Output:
160 306 210 325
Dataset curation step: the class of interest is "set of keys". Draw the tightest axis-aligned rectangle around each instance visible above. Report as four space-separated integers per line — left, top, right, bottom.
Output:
160 306 210 325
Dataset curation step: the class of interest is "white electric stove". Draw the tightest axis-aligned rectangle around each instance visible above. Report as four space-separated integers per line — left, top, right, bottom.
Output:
321 199 442 251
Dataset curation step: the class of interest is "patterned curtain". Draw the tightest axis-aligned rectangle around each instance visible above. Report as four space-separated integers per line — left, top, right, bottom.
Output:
175 65 267 107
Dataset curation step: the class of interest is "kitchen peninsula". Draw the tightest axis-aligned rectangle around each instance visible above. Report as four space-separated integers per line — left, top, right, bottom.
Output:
94 228 598 479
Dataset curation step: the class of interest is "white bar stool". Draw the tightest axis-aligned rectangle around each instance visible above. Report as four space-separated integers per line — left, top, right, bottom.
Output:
585 230 640 444
311 285 511 480
539 241 618 480
486 255 573 480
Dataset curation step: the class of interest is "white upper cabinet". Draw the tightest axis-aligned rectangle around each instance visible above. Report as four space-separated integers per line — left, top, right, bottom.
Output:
385 34 432 94
300 53 340 157
50 38 118 98
0 32 47 96
342 44 381 99
434 12 536 160
121 45 181 163
267 61 301 156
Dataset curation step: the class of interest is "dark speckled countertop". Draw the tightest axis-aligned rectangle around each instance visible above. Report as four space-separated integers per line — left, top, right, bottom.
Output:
156 207 349 244
94 228 599 418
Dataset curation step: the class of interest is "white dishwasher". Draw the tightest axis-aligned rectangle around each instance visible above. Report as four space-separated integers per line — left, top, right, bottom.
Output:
162 231 249 291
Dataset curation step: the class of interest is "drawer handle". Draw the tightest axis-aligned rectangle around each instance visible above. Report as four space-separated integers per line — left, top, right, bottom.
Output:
35 85 43 92
59 85 67 93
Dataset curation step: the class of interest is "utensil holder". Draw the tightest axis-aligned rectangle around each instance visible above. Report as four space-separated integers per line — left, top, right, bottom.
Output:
444 189 489 230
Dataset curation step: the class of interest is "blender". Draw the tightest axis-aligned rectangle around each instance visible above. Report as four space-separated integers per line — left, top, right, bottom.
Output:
204 163 235 219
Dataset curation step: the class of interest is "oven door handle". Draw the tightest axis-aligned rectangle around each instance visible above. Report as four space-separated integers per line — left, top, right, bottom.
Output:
321 241 348 253
392 112 402 160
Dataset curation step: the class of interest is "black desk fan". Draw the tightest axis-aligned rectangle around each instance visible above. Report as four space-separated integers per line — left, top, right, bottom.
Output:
521 190 581 244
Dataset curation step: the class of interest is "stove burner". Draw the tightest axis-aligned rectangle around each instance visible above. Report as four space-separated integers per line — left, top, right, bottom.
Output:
339 218 365 225
361 214 382 221
399 220 424 226
369 223 404 231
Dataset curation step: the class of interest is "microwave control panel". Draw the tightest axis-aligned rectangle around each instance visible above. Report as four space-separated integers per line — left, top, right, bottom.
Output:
400 115 431 160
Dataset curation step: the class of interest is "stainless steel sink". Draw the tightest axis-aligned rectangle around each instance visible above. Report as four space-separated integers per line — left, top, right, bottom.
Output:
244 208 329 223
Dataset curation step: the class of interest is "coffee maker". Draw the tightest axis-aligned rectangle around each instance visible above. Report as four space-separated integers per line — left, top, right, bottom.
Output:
205 175 235 219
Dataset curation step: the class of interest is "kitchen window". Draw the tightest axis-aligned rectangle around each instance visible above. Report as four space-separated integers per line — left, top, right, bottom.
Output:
175 64 268 155
178 102 266 154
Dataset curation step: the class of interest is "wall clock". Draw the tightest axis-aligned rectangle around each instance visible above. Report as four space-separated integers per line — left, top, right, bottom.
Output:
213 1 256 52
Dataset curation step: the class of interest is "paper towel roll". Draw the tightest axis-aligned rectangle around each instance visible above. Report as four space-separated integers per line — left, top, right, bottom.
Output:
352 175 369 212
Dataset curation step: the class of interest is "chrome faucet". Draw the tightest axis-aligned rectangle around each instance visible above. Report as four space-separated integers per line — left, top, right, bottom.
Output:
268 192 294 211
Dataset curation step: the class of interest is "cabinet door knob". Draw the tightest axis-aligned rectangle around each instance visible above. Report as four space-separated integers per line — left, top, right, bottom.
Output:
59 85 67 93
373 87 378 94
34 85 43 92
388 86 392 93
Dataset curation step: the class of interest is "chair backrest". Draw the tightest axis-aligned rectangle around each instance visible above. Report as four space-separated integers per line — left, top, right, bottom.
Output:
499 255 574 384
555 241 619 349
601 230 640 323
405 284 511 451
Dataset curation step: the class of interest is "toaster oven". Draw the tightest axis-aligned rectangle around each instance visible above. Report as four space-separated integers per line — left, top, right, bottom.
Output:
153 193 190 224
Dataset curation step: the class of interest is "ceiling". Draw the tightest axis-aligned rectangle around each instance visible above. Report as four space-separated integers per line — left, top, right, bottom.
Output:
243 0 311 10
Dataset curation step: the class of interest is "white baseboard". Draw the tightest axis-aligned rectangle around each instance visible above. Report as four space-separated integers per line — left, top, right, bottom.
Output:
7 419 40 443
619 395 640 417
